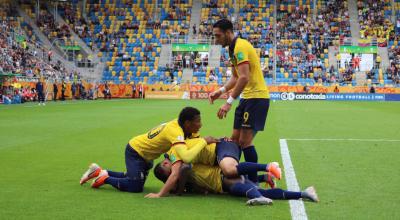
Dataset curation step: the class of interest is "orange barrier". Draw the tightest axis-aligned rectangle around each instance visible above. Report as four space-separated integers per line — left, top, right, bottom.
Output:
146 91 185 99
7 79 400 100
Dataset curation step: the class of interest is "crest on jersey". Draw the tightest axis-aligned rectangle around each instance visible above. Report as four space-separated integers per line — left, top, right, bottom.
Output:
177 135 184 141
237 52 244 62
169 154 176 163
147 123 166 139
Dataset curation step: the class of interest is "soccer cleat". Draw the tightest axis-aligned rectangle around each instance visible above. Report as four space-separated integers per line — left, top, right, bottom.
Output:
91 170 109 188
303 186 319 203
80 163 102 185
265 172 276 189
246 196 273 206
267 162 281 180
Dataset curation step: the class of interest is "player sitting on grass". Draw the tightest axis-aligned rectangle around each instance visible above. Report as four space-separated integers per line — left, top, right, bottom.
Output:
79 107 219 198
154 162 319 206
166 138 282 188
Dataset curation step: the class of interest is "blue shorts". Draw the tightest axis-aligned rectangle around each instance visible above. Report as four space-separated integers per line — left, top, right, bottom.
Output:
233 98 270 131
216 140 241 164
125 144 153 192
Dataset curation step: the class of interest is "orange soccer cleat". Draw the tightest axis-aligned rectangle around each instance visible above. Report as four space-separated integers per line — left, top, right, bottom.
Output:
267 162 282 180
80 163 102 185
91 170 109 188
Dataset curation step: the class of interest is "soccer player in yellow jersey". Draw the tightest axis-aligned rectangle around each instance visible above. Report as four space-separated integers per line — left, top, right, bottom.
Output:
79 107 219 198
209 19 271 184
164 138 281 185
154 163 319 205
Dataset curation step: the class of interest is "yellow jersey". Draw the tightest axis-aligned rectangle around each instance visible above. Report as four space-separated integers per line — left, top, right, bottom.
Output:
189 164 224 194
167 138 216 165
129 119 186 161
229 38 270 99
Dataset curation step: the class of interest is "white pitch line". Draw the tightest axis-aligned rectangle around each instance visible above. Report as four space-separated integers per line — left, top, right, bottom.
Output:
286 138 400 142
279 139 308 220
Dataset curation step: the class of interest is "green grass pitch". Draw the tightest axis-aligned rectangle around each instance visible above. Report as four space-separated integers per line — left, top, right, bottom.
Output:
1 100 399 219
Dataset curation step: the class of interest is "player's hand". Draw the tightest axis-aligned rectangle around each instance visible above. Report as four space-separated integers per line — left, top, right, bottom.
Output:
221 136 232 142
144 193 161 198
217 103 231 119
209 90 222 104
203 136 220 144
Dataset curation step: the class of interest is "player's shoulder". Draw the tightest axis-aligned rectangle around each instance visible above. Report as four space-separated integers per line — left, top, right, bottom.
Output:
164 119 184 135
236 38 253 49
165 119 180 129
185 137 204 146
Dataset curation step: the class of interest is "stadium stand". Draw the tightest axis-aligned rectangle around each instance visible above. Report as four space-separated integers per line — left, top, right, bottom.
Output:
357 0 393 47
1 0 399 90
85 0 192 84
0 3 67 79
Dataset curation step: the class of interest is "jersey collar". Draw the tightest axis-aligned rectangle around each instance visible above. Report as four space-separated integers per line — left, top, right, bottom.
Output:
228 36 238 59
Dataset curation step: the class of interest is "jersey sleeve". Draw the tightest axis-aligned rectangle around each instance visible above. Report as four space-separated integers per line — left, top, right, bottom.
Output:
234 42 250 66
167 148 183 164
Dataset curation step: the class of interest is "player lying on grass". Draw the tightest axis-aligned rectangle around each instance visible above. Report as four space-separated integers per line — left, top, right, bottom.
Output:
166 138 282 187
154 162 319 206
79 107 219 198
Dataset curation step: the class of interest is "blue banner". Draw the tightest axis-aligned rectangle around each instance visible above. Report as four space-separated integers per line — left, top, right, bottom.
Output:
385 94 400 101
270 92 390 101
326 93 385 101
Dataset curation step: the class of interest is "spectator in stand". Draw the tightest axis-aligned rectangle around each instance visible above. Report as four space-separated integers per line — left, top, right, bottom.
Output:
209 70 217 82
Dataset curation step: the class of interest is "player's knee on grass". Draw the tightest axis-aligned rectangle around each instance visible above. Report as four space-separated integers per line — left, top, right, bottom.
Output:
219 157 239 177
126 183 144 193
222 176 245 189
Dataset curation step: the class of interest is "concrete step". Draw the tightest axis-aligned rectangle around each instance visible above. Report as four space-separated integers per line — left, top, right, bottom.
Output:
159 44 172 67
356 71 367 86
348 0 360 45
208 45 221 68
181 68 193 84
329 46 339 70
188 0 202 43
378 47 390 70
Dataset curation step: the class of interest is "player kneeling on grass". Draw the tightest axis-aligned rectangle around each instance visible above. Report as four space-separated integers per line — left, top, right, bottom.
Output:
79 107 219 198
154 162 319 206
167 138 282 187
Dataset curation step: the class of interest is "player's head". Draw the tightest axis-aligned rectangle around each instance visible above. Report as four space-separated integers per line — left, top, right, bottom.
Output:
213 18 234 47
178 107 202 134
153 158 172 183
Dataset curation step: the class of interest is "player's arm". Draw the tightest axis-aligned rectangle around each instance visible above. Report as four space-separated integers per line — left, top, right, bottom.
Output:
146 160 183 198
216 48 250 119
174 136 218 163
176 163 192 196
224 68 239 91
209 68 238 104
